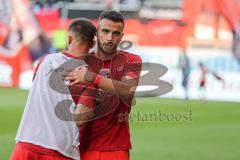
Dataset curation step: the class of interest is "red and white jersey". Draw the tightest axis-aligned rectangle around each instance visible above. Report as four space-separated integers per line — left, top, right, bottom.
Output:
15 52 87 160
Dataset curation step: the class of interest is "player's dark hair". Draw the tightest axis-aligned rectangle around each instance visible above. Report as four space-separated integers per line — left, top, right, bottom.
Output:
99 10 124 26
68 18 96 44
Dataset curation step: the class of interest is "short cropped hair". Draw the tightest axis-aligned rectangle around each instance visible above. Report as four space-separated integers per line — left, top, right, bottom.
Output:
68 18 96 43
99 10 124 26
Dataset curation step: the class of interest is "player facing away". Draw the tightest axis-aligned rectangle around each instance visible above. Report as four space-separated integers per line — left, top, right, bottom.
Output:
65 10 142 160
11 18 98 160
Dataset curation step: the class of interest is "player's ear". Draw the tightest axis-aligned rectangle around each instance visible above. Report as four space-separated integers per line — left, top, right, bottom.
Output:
68 35 72 46
121 32 124 39
96 26 100 36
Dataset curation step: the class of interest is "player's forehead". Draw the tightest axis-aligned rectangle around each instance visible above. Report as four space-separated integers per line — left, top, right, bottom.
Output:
98 18 124 32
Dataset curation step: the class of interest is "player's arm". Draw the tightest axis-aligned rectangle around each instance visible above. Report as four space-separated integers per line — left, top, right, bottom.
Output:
65 56 142 101
74 103 94 128
73 85 97 128
98 56 142 101
95 75 138 101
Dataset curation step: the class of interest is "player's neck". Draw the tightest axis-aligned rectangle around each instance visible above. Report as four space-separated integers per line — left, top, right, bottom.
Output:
96 48 117 61
67 48 88 57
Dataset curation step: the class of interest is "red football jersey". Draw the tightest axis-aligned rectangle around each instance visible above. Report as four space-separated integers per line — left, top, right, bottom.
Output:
63 52 102 107
80 51 142 151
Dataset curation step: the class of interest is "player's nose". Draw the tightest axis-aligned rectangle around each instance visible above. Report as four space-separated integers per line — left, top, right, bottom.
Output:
106 32 113 41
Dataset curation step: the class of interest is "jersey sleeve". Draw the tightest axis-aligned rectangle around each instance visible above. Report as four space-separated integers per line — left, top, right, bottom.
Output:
77 84 98 108
125 55 142 80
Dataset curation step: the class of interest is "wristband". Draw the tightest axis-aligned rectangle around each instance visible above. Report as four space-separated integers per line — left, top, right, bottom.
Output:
93 74 102 87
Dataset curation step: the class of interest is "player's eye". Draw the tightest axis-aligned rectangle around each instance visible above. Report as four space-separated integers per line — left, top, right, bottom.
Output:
113 31 122 37
102 29 110 34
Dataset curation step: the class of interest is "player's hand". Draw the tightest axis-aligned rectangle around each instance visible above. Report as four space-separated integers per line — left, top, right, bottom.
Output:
95 89 106 103
64 66 96 85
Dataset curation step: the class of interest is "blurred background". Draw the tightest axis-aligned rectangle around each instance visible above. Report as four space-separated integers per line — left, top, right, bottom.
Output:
1 0 240 101
0 0 240 160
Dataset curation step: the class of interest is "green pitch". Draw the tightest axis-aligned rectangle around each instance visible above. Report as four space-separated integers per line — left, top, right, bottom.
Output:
0 87 240 160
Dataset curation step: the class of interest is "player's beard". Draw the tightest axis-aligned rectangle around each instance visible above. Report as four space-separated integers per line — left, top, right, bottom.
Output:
97 40 118 55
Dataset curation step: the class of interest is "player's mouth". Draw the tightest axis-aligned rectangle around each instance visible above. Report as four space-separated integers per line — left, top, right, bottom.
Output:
104 42 117 48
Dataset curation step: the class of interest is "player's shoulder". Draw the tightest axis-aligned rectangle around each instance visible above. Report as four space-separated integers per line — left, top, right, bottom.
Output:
35 52 66 69
119 50 142 62
42 52 68 63
45 52 64 59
